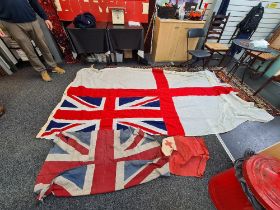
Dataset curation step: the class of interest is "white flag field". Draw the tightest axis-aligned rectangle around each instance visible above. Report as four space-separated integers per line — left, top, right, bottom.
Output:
37 67 273 139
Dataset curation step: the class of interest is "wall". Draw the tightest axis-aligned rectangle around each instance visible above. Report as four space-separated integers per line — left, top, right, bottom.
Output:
54 0 149 23
214 0 280 77
220 0 280 43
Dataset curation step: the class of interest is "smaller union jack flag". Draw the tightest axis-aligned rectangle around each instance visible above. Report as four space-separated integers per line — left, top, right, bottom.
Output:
38 92 168 139
34 128 170 200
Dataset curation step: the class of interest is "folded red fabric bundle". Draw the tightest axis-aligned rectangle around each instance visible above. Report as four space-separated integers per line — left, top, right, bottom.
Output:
162 136 209 177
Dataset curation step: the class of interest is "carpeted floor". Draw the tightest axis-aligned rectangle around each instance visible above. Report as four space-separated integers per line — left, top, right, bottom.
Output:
0 64 232 210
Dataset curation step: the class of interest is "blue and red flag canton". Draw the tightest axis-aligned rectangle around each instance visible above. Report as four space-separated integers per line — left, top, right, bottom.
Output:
40 94 168 139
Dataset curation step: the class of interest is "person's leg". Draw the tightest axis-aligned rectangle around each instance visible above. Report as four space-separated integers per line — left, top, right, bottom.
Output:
30 20 65 74
1 21 52 81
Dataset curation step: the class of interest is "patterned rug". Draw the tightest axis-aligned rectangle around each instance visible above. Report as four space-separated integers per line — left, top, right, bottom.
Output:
213 68 280 116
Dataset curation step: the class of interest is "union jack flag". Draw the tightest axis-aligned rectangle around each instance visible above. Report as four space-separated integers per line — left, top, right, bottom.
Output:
38 87 168 139
34 128 170 200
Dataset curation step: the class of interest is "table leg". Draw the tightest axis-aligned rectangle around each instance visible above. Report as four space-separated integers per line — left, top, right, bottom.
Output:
241 68 246 84
245 51 265 79
228 50 250 82
218 51 233 72
228 64 239 81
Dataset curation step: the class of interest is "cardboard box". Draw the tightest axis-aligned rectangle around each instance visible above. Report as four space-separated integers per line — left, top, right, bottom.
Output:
123 49 133 59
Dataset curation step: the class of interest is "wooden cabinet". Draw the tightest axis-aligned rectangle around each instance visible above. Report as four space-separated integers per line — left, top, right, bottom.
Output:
151 17 205 62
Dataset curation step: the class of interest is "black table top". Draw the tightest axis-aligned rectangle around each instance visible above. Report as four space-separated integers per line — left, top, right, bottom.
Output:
67 22 108 30
233 39 274 53
67 22 143 30
107 23 143 30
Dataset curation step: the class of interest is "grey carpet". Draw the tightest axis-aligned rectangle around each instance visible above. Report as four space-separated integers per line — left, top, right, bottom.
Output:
0 64 232 210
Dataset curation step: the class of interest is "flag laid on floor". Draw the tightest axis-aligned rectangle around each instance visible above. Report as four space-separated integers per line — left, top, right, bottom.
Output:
34 128 169 200
37 67 273 139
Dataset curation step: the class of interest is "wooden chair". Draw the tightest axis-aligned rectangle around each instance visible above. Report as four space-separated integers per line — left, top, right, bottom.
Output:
204 12 231 64
254 69 280 95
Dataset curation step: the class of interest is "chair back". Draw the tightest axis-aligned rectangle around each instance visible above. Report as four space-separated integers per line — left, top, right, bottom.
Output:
205 12 230 43
268 25 280 50
187 28 205 38
186 28 205 59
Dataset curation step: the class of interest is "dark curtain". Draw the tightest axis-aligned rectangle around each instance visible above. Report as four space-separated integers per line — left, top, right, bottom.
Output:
39 0 76 63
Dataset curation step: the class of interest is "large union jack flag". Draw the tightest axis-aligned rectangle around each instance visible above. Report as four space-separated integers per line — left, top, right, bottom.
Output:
34 128 169 200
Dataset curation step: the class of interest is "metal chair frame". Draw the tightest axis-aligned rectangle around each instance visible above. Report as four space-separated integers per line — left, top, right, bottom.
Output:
182 28 211 69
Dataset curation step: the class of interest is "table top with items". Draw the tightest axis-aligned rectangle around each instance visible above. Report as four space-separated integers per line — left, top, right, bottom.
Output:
233 39 276 54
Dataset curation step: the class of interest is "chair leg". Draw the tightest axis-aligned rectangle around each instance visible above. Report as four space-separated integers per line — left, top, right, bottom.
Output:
228 65 240 82
249 61 264 79
219 55 229 73
218 56 224 66
218 52 227 66
202 58 205 69
228 62 239 75
247 56 257 66
180 53 194 67
180 60 189 67
253 77 275 96
180 58 195 69
241 69 246 84
189 57 199 68
206 52 214 66
256 61 264 72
